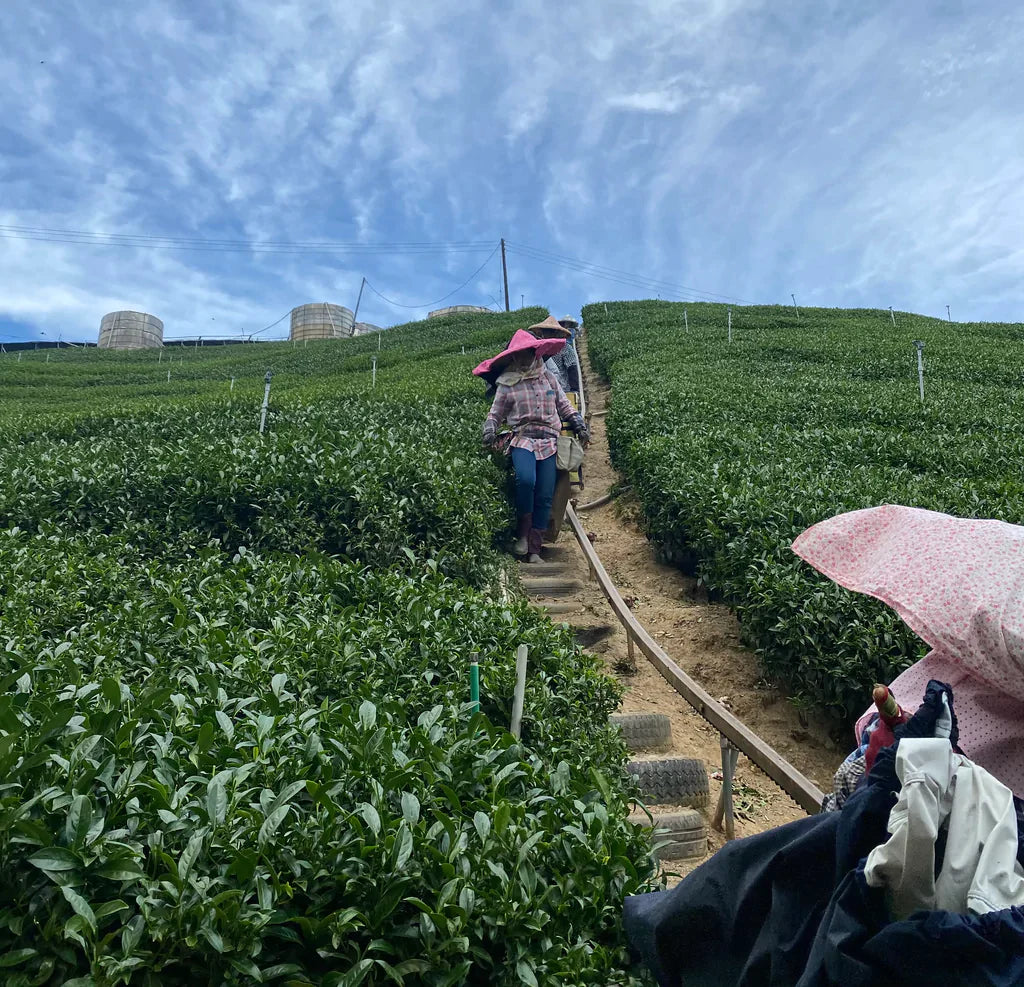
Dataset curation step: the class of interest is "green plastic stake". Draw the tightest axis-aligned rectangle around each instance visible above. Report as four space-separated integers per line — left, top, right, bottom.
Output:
469 656 480 713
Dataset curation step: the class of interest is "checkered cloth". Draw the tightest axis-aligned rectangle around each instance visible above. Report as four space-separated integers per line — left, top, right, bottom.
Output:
483 370 587 458
822 748 868 812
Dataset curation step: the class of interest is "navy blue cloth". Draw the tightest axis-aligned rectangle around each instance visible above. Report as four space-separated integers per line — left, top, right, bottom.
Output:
624 681 1024 986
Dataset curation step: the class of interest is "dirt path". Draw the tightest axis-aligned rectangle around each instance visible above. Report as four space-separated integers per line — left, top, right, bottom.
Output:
550 333 845 870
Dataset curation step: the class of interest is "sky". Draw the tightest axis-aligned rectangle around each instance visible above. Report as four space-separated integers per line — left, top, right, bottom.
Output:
1 0 1023 343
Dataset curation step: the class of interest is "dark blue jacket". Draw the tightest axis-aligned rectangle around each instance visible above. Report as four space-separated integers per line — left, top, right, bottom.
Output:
624 682 1024 986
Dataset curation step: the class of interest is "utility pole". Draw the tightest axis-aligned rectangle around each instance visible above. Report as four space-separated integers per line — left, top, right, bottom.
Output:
353 277 367 325
500 238 510 311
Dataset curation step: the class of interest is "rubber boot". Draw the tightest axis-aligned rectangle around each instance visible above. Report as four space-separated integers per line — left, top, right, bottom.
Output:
513 513 532 556
527 528 545 564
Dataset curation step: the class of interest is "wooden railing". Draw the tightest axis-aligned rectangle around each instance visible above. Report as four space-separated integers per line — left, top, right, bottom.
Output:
564 504 825 823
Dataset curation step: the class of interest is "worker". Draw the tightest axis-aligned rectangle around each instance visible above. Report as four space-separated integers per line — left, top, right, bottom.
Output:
550 315 582 394
473 330 589 562
479 316 571 398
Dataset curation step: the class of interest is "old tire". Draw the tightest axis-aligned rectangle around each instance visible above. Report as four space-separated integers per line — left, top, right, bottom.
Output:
610 713 672 751
627 757 709 808
630 808 707 861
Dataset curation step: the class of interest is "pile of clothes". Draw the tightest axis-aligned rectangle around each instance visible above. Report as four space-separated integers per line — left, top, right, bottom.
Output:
624 506 1024 986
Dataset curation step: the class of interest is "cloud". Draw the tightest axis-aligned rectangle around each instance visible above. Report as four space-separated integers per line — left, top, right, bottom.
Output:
1 0 1024 342
608 90 689 114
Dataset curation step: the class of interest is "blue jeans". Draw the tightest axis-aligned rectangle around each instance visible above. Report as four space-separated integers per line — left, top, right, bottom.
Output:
511 447 557 530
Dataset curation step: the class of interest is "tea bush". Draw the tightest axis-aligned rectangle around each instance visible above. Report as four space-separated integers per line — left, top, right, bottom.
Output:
585 300 1024 724
0 310 659 985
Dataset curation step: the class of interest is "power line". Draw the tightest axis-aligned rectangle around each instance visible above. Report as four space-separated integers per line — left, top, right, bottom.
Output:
506 241 755 305
247 309 293 338
0 224 494 256
364 245 500 310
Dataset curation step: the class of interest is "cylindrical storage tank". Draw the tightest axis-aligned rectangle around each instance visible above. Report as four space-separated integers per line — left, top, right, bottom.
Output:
98 311 164 349
289 303 354 341
353 322 382 335
427 305 490 319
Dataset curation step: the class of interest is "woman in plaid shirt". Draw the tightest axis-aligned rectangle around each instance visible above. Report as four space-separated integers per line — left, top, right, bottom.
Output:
475 330 589 562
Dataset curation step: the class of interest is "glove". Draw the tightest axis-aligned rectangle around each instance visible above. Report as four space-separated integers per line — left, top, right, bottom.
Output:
482 422 497 448
568 414 590 445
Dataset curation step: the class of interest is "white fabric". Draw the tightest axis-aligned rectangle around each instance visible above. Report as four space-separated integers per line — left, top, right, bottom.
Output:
864 738 1024 918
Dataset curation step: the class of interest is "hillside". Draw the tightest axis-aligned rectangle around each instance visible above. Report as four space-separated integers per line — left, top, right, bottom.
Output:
0 310 659 986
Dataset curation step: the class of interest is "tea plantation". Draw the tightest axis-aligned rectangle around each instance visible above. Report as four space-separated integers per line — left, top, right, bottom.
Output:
0 311 659 985
585 300 1024 725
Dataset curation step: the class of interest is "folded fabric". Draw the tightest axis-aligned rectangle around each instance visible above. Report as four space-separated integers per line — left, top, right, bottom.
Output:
865 736 1024 918
792 505 1024 795
624 681 1024 987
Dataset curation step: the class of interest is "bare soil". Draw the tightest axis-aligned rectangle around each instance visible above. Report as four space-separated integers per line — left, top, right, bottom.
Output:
544 334 846 878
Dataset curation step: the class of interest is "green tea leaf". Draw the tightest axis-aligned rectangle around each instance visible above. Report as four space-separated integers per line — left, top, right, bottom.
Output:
101 677 121 707
516 959 539 987
207 778 227 826
358 802 381 837
400 792 420 826
61 885 97 933
65 794 92 848
215 710 234 741
358 700 376 730
0 949 37 968
259 804 291 845
28 847 79 873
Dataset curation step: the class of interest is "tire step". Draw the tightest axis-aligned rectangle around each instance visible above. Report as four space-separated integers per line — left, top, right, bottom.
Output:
610 712 672 751
520 577 582 598
627 757 710 808
629 808 707 861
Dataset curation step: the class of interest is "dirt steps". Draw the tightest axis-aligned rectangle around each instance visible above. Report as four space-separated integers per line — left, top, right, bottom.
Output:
517 546 709 861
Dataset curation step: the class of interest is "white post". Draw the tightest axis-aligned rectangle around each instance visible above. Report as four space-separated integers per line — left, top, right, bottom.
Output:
946 305 951 322
159 349 163 364
890 307 896 327
167 369 171 383
791 293 800 318
230 377 235 394
604 303 608 314
46 352 50 363
684 308 688 331
914 341 925 404
371 355 377 388
378 330 382 351
18 353 21 362
461 346 465 355
510 645 528 739
728 309 732 343
260 370 272 433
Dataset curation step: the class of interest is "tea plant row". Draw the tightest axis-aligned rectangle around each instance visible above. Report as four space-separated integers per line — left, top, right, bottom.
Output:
585 300 1024 724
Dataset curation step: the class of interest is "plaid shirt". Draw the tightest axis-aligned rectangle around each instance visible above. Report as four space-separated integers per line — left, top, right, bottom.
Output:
545 343 581 393
484 370 581 459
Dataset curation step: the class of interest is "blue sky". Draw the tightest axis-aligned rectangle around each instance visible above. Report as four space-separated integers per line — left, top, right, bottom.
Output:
2 0 1022 342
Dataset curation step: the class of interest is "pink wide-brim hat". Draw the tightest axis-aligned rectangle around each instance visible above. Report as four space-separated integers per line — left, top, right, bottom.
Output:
792 504 1024 795
472 328 566 378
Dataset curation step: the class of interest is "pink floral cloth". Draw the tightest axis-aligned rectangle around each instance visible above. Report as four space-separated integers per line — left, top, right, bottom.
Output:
793 505 1024 796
